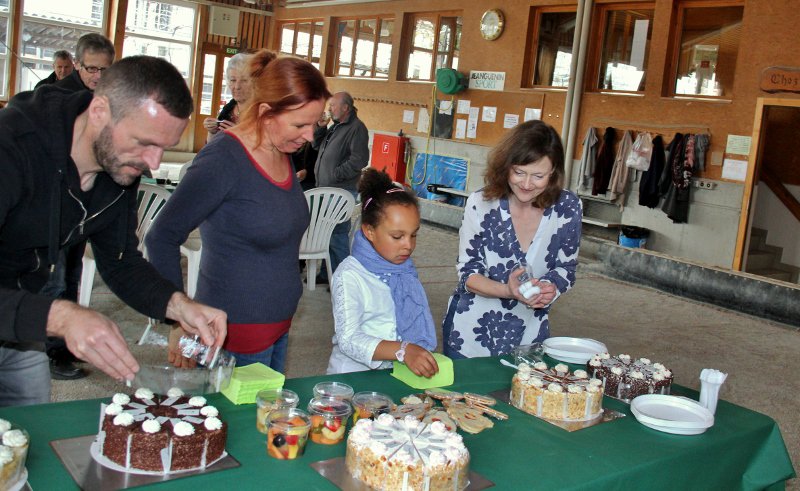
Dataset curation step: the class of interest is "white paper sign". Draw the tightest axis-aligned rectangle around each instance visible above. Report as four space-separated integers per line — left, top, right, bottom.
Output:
721 158 748 181
438 100 453 115
503 114 519 129
482 106 497 123
726 135 752 155
524 108 542 121
455 119 467 139
456 99 471 114
467 107 479 139
417 108 430 133
402 110 415 124
468 71 506 91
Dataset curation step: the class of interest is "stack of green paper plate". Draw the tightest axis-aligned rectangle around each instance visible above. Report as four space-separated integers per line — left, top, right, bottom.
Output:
221 363 285 404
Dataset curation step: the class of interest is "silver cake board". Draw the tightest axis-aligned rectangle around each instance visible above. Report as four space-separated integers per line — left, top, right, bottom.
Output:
488 388 626 432
310 457 494 491
50 435 240 491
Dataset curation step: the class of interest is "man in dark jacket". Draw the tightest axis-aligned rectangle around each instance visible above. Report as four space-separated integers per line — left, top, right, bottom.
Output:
34 50 74 89
0 56 227 407
311 92 369 282
55 33 114 93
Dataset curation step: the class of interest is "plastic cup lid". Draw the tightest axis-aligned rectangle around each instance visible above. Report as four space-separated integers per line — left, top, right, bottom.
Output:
313 381 354 399
307 396 353 418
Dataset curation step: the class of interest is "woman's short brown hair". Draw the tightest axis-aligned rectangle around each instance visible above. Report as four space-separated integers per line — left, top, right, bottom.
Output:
482 120 565 209
238 49 331 147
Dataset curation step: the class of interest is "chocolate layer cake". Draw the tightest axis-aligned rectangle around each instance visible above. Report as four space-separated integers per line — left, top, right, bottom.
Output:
99 387 227 472
588 353 673 401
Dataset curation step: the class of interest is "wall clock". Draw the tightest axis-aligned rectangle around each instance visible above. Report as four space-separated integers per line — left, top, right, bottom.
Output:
480 9 505 41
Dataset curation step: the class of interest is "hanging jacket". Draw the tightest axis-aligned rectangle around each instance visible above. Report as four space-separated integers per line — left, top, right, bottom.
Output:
608 130 634 206
592 127 617 195
577 127 598 190
638 135 665 208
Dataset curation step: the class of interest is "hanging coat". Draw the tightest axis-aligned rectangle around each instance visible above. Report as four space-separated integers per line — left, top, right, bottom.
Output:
592 127 617 195
577 127 598 190
638 135 665 208
608 130 634 206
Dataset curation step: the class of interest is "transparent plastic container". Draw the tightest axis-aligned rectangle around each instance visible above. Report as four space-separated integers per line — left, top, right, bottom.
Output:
0 426 29 489
351 391 393 424
312 381 354 401
266 408 311 460
307 397 352 445
256 389 299 434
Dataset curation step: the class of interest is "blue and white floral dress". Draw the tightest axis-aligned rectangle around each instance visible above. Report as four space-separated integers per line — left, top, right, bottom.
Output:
442 189 582 358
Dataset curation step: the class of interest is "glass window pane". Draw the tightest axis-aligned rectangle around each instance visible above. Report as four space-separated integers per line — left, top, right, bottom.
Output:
674 6 743 97
220 56 232 113
279 23 295 56
24 0 104 29
295 22 312 59
412 18 435 51
375 19 393 78
125 0 195 42
533 11 576 87
123 35 191 81
598 9 654 92
311 21 323 68
18 21 96 91
407 18 434 80
200 54 216 115
354 19 376 77
337 20 355 76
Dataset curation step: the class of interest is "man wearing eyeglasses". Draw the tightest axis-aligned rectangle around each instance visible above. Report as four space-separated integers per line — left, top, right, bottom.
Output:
54 33 115 93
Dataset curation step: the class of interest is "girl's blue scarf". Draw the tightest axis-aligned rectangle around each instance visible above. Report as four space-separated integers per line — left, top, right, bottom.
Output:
351 230 437 351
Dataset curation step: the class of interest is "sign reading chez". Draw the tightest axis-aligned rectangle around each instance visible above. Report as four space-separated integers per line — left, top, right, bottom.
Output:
760 66 800 93
468 71 506 91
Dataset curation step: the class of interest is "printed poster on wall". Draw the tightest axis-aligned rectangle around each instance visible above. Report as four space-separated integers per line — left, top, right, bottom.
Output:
468 71 506 91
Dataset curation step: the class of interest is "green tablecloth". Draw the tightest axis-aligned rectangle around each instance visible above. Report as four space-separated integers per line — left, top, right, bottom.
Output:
0 356 794 490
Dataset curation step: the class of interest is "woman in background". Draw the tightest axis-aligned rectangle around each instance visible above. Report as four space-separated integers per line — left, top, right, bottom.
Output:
442 120 582 358
203 53 252 141
146 50 331 370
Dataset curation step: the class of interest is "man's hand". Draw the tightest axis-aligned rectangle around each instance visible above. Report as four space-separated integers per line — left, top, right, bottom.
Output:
165 292 227 349
46 300 139 381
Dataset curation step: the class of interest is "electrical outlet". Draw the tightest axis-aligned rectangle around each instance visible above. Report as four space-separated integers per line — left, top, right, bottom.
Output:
693 180 717 190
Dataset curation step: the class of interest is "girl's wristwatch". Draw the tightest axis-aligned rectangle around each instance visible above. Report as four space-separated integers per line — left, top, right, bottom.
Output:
395 341 410 362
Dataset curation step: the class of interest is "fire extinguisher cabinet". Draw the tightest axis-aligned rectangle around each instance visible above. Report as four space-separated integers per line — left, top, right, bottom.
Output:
371 134 408 184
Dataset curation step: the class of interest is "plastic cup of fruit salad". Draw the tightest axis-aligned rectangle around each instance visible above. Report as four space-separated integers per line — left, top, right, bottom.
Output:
312 381 354 402
256 388 299 434
266 408 311 460
307 397 352 445
351 391 394 424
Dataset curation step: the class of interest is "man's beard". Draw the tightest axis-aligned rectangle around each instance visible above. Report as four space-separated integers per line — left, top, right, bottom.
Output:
93 125 148 187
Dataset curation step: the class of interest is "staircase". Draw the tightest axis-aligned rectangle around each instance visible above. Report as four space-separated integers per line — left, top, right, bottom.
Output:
746 228 799 283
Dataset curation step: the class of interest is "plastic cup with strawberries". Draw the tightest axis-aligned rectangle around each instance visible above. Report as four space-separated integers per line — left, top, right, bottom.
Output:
266 408 311 460
351 391 394 424
256 388 299 434
307 396 352 445
312 381 354 402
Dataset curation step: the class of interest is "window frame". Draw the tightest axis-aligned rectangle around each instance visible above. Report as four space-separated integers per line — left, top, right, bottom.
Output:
663 0 744 100
332 15 394 79
0 4 9 98
523 5 578 89
16 0 109 93
276 18 324 67
399 10 461 82
587 1 656 95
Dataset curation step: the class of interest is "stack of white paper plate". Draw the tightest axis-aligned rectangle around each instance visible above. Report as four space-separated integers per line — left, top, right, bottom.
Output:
542 337 608 364
631 395 715 435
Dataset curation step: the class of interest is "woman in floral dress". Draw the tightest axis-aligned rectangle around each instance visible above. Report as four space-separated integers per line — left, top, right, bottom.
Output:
442 120 582 358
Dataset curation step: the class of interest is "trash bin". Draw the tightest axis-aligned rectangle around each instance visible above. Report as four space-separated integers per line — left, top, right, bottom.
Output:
619 226 649 248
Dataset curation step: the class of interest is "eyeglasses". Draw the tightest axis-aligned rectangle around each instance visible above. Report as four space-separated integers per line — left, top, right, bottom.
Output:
81 64 108 74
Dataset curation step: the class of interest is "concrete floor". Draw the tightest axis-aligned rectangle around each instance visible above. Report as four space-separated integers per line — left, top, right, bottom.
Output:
55 223 799 488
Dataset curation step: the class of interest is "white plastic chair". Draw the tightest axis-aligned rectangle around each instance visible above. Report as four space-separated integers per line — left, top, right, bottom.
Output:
299 188 356 291
180 231 202 299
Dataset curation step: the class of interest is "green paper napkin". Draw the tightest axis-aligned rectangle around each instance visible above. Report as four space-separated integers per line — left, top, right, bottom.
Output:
221 363 285 404
390 353 454 389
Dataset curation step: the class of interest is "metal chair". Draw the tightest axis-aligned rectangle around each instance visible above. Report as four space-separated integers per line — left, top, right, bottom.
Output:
299 188 356 291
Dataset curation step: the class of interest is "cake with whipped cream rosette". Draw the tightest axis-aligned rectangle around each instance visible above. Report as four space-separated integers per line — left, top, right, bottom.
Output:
0 418 28 489
99 387 227 472
345 414 470 491
510 361 604 422
587 353 673 400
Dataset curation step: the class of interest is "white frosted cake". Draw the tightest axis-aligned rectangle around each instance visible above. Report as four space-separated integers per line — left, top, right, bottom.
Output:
510 361 603 422
345 414 470 491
